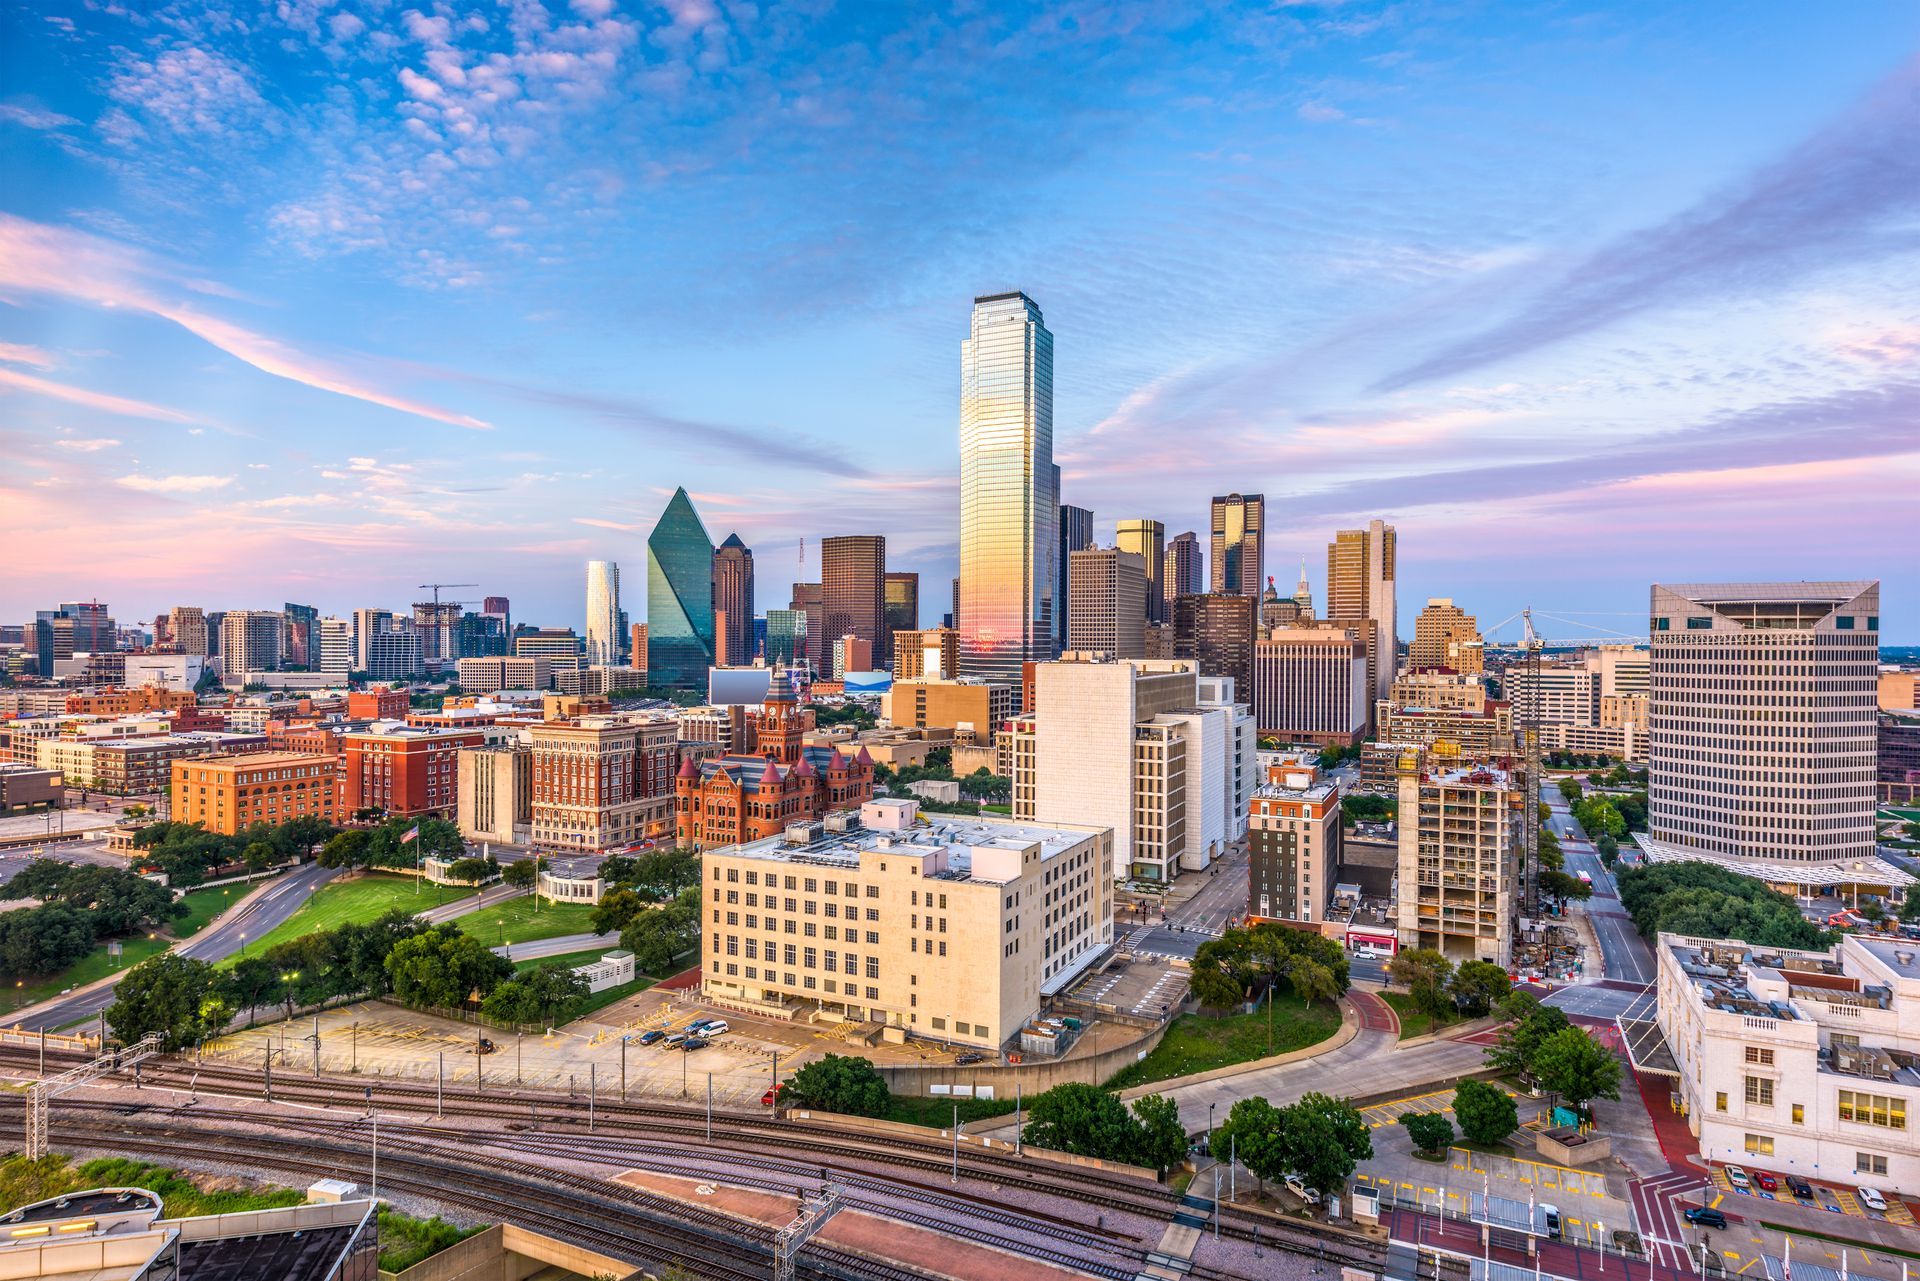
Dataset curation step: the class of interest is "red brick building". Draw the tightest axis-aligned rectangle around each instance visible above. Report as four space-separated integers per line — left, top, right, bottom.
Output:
340 725 483 819
347 687 410 720
675 684 874 849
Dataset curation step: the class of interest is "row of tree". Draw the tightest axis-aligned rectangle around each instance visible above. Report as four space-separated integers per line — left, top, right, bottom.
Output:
1188 922 1350 1011
130 814 336 887
1 860 186 979
314 817 466 872
1617 861 1828 950
1483 992 1623 1117
1021 1084 1190 1173
1383 949 1514 1033
1400 1079 1520 1155
1210 1091 1373 1195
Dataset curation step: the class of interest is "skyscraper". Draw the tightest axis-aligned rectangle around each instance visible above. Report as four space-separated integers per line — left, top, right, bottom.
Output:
1164 531 1204 600
1645 582 1883 879
645 487 716 688
483 596 512 633
1116 519 1167 624
822 535 887 669
167 606 208 656
711 535 756 667
1172 592 1257 698
958 290 1057 682
220 610 286 675
353 608 392 674
884 572 919 648
1326 519 1398 708
789 583 824 674
1057 500 1094 648
1067 547 1147 659
318 617 355 677
1210 494 1265 597
1409 598 1482 675
585 560 622 667
283 602 318 668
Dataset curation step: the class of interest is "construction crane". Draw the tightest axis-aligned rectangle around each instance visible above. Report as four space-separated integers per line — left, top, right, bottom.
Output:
416 583 479 607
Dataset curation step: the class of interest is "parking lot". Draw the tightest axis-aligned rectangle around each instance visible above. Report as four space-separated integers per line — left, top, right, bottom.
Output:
1066 954 1188 1019
1709 1163 1915 1227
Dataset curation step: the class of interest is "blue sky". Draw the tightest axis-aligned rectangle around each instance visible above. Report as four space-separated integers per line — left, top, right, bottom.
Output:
3 1 1918 641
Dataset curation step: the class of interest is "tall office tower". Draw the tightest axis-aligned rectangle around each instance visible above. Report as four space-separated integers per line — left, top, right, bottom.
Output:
884 572 919 646
1172 592 1257 698
1116 519 1167 625
1252 622 1370 746
318 617 355 677
646 487 716 689
1409 598 1482 675
1164 531 1204 600
353 608 393 673
764 610 808 668
790 583 824 673
891 626 960 681
1067 547 1148 659
710 535 756 667
457 611 509 658
1645 582 1883 881
483 596 511 632
412 601 464 663
1209 494 1265 597
948 576 959 630
220 610 286 674
56 601 116 652
283 602 318 668
167 606 209 656
584 560 622 667
1326 518 1399 708
958 290 1057 682
822 534 887 669
1057 502 1095 648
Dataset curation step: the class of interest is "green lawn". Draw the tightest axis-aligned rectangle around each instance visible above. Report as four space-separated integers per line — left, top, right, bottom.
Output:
455 895 600 946
886 1094 1018 1129
507 946 655 1022
11 934 171 1010
1381 991 1465 1040
218 873 472 964
1106 993 1342 1089
171 885 238 939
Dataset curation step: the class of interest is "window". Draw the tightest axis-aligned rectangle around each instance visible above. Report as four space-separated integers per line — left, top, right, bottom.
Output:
1743 1047 1773 1066
1743 1134 1772 1156
1857 1152 1889 1176
1715 1092 1728 1113
1837 1091 1906 1129
1791 1104 1804 1124
1744 1077 1773 1107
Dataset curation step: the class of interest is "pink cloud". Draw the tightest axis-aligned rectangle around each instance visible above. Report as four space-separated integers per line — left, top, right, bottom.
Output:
0 366 196 422
0 341 55 369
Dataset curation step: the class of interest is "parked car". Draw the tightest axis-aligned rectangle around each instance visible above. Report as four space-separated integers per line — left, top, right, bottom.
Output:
701 1020 730 1037
1683 1207 1728 1229
684 1019 715 1034
762 1082 788 1106
1353 947 1384 960
1724 1165 1751 1190
683 1036 709 1052
475 1038 497 1055
1785 1175 1813 1202
1753 1171 1779 1192
954 1052 985 1065
1283 1175 1322 1206
663 1032 687 1047
1541 1203 1562 1239
1858 1187 1888 1212
638 1030 665 1045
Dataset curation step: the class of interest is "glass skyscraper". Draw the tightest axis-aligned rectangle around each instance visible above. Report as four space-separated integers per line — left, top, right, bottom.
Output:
646 488 716 688
584 559 621 667
958 291 1057 682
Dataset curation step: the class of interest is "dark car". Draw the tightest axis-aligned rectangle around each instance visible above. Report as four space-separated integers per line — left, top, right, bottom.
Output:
476 1038 497 1055
1785 1176 1813 1202
954 1052 985 1065
638 1029 665 1045
683 1036 709 1051
1684 1207 1728 1229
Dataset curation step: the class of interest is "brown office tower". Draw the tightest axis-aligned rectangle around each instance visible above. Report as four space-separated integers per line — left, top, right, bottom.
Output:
790 583 824 674
822 535 887 668
711 534 756 666
1172 592 1256 697
1164 531 1204 601
1326 518 1399 710
1116 519 1167 624
1409 597 1481 675
885 572 919 655
1067 547 1148 659
1210 494 1265 597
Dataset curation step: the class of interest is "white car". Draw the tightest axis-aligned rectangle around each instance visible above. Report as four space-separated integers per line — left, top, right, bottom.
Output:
1284 1174 1322 1206
1725 1165 1751 1190
1858 1186 1888 1212
1353 947 1384 960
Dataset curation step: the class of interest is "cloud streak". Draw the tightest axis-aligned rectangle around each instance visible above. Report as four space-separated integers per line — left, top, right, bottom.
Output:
0 366 197 422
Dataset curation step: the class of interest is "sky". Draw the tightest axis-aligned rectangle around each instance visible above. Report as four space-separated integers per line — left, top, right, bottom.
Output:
3 1 1919 642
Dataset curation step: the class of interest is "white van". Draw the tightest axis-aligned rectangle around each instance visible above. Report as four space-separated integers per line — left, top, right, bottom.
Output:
701 1020 729 1037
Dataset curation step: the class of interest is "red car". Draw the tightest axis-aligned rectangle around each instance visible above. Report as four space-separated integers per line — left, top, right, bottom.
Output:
1753 1172 1779 1193
762 1082 788 1107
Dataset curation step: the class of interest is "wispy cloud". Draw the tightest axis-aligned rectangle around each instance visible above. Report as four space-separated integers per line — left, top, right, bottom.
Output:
54 437 122 452
0 103 78 130
0 366 197 422
0 341 56 369
115 473 235 494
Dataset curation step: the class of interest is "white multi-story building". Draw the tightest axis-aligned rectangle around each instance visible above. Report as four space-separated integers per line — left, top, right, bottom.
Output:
1641 581 1900 896
317 617 354 678
585 560 622 667
120 654 206 691
218 610 285 676
1655 932 1920 1192
701 798 1113 1049
1504 662 1599 727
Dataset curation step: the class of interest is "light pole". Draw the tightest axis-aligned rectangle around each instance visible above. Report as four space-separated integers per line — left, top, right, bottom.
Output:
1208 1101 1216 1150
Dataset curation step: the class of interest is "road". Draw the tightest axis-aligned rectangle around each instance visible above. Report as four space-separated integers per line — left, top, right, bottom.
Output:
1547 793 1656 986
493 930 618 961
418 881 528 924
10 861 340 1033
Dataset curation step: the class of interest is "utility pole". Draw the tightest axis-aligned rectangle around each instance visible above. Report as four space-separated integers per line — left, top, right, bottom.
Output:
951 1103 959 1185
706 1072 713 1143
436 1052 443 1118
589 1063 596 1133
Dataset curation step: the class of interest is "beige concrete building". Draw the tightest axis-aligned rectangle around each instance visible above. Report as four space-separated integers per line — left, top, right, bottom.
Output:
1601 693 1649 731
701 798 1114 1048
1377 700 1515 758
457 655 552 691
892 627 960 681
1326 519 1398 710
1409 598 1482 675
1066 546 1148 659
1655 932 1920 1191
457 743 533 845
882 677 1018 741
166 605 210 655
1542 721 1646 763
527 711 679 851
1252 622 1369 746
1504 660 1599 726
1881 671 1920 712
1395 757 1522 964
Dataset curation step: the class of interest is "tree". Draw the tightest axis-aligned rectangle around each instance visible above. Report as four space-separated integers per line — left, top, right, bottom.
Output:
591 888 652 937
1900 894 1920 925
1400 1110 1454 1156
1557 778 1583 804
385 926 513 1009
524 961 589 1024
1276 1092 1372 1196
1484 996 1570 1085
319 829 373 872
1287 957 1341 1009
480 979 541 1029
106 954 227 1050
445 856 496 884
0 904 99 978
281 814 336 859
1449 960 1513 1017
1618 861 1827 949
501 859 538 890
1188 964 1245 1010
1388 948 1455 1034
1021 1084 1145 1162
620 889 700 975
786 1053 890 1118
1453 1079 1519 1145
1539 869 1593 911
958 769 1012 803
1531 1026 1622 1117
243 841 277 873
1595 833 1620 868
1214 1096 1289 1190
1130 1094 1188 1174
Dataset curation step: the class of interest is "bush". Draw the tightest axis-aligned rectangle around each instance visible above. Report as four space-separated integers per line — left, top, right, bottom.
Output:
786 1053 890 1117
1400 1110 1454 1156
1454 1079 1519 1145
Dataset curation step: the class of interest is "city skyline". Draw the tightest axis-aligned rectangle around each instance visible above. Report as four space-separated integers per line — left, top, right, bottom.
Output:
4 5 1920 638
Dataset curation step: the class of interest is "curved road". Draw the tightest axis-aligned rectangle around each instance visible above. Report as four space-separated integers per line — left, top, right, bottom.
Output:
11 862 339 1033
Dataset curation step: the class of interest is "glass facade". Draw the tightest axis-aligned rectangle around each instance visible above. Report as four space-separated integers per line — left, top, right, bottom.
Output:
584 559 621 666
1116 518 1167 625
1210 493 1265 597
765 609 807 668
959 291 1057 682
646 488 715 688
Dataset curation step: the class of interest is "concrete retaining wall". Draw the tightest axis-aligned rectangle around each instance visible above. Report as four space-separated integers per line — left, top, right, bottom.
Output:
871 1020 1167 1098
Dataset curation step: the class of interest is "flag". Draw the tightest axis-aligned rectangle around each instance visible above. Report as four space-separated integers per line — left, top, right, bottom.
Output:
401 824 420 845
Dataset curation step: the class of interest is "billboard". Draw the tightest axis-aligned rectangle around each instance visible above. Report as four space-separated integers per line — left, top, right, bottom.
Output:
708 667 774 706
842 670 893 695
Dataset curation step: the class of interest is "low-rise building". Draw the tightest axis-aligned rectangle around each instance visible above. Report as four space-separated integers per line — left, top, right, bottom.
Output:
700 798 1113 1048
538 863 605 905
0 762 63 812
1394 756 1522 964
1377 700 1516 758
456 654 552 692
882 677 1019 741
1246 757 1342 928
346 687 410 720
676 684 873 850
171 751 339 835
1655 932 1920 1191
457 743 533 845
37 732 266 796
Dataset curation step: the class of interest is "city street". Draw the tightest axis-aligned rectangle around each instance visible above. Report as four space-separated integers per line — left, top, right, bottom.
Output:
1547 793 1657 986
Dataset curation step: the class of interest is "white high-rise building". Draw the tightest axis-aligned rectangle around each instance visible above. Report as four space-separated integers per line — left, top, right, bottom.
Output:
585 560 622 667
353 608 392 674
958 291 1057 683
318 617 354 678
219 610 285 675
1643 582 1896 892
